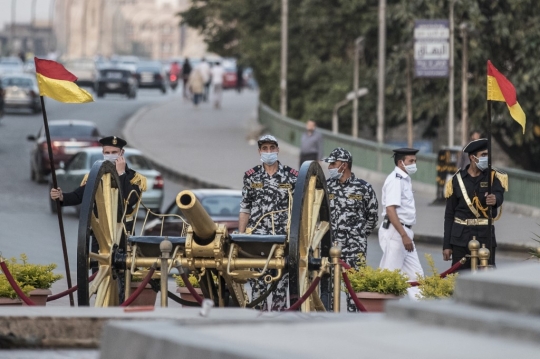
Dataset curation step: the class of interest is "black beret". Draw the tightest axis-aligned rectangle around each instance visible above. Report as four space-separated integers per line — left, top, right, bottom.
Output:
463 138 488 154
392 148 419 157
99 136 127 149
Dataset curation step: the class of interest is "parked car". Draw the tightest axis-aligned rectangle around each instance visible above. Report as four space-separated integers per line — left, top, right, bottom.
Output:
1 74 42 113
222 62 238 89
0 57 24 76
135 62 168 94
28 120 101 183
94 66 138 99
50 147 164 214
63 58 97 87
142 189 242 236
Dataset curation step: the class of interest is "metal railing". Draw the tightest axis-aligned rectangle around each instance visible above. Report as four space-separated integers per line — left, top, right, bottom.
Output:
258 102 540 208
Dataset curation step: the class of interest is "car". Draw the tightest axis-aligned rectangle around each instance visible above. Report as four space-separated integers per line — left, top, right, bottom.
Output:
1 74 42 113
142 189 242 236
28 120 101 183
0 57 24 76
94 66 138 99
50 147 164 214
135 62 168 93
63 58 97 87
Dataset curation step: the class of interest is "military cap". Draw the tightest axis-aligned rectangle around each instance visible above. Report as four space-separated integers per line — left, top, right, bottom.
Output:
99 136 127 149
392 148 419 157
463 138 488 154
257 134 279 147
323 147 352 163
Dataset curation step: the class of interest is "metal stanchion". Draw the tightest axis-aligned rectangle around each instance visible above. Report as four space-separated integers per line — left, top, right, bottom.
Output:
329 243 342 313
468 236 480 272
160 237 173 307
478 244 490 270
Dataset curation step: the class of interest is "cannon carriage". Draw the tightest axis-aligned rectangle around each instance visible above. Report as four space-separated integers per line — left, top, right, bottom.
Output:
76 159 336 311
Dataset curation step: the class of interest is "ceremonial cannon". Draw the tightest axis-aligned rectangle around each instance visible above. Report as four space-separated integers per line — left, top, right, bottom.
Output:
76 160 335 311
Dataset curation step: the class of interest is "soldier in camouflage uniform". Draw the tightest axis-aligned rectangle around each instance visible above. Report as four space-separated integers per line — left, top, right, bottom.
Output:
323 148 379 312
239 135 298 311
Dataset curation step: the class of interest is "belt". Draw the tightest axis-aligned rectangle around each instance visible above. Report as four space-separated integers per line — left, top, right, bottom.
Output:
384 215 412 229
454 217 489 226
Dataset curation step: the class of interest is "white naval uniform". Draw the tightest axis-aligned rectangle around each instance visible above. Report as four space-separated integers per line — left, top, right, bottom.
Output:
378 166 424 300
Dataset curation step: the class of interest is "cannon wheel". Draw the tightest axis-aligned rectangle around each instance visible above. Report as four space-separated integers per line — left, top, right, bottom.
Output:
77 160 125 306
289 161 332 312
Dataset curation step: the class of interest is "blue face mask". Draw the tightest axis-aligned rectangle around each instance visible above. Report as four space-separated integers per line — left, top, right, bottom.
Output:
328 164 344 180
474 156 488 171
260 152 278 165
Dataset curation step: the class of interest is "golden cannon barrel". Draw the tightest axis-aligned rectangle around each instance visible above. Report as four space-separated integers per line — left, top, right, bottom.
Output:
176 190 216 242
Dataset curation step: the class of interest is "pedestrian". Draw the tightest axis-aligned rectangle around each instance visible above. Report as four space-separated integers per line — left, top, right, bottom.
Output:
299 120 323 168
323 147 378 312
456 130 482 169
443 138 507 270
236 64 243 93
211 61 225 108
378 148 424 300
239 134 298 311
198 58 212 102
182 58 192 99
188 68 205 107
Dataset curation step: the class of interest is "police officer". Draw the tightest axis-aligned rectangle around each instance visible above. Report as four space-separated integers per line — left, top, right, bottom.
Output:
239 134 298 311
323 147 378 312
379 148 424 300
443 138 506 269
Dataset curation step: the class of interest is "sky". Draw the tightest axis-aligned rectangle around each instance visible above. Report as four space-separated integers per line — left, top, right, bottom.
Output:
0 0 53 31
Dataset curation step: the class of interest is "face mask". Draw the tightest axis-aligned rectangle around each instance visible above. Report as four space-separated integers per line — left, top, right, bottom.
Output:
260 152 278 165
474 156 488 171
328 164 344 180
402 161 417 175
104 154 119 162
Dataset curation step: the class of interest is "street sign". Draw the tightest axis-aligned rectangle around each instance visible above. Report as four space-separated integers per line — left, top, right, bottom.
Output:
414 20 449 78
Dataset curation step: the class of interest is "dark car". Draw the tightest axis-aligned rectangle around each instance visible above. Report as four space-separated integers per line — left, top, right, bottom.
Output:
142 189 242 236
27 120 101 183
135 62 167 94
94 66 137 99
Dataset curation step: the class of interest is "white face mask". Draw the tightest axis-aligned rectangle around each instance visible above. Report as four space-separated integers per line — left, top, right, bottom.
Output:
402 161 417 175
328 163 344 180
103 154 119 163
260 152 278 165
474 156 488 171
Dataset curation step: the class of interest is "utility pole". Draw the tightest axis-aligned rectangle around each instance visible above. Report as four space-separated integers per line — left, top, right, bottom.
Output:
377 0 386 145
280 0 288 117
406 51 413 148
460 23 469 147
352 37 364 138
448 0 455 147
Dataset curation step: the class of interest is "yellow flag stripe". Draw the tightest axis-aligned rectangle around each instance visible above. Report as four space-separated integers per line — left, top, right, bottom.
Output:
508 102 526 134
36 73 94 103
487 75 505 102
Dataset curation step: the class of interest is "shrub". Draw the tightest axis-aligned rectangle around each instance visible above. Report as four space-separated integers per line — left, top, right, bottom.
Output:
174 274 200 288
416 254 458 300
345 256 409 296
0 274 33 299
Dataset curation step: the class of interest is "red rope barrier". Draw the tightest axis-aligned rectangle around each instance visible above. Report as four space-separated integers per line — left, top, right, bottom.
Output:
47 271 98 302
341 271 368 312
180 273 204 305
286 276 321 311
409 258 465 287
0 261 35 306
120 266 156 307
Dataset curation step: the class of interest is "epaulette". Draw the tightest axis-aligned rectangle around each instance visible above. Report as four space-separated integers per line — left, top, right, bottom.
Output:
444 169 460 198
80 173 89 186
492 168 508 192
284 165 299 177
245 165 260 177
395 173 403 179
130 172 147 192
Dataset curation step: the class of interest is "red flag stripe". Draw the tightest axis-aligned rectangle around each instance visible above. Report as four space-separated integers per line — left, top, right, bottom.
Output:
487 60 517 106
34 57 77 82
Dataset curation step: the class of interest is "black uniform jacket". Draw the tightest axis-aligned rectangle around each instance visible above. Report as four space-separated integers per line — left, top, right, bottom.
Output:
443 166 505 249
61 165 142 215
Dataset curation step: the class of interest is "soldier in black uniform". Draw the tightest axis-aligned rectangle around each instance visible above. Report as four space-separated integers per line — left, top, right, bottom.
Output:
443 138 507 269
239 134 298 311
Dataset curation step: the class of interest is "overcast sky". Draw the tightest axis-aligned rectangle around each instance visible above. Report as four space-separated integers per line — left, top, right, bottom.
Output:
0 0 53 30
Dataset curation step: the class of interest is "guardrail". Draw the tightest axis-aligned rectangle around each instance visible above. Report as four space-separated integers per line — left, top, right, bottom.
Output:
258 102 540 209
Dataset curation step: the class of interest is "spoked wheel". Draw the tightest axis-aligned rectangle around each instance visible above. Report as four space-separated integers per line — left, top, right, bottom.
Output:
77 161 125 306
289 161 332 312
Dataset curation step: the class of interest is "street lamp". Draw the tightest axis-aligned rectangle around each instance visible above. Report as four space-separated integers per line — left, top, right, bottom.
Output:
352 36 364 138
332 88 369 134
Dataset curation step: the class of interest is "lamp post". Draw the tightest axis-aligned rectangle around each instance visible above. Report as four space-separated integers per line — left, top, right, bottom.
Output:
280 0 288 116
352 37 364 138
448 0 456 147
332 88 369 135
460 22 469 147
377 0 386 145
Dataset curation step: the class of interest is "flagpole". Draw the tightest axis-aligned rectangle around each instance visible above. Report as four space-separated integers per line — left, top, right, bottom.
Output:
40 96 75 306
487 99 493 263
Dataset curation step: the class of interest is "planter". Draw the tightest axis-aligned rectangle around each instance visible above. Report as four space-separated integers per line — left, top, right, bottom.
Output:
355 292 403 312
128 282 158 307
24 288 52 306
0 297 23 306
176 287 202 307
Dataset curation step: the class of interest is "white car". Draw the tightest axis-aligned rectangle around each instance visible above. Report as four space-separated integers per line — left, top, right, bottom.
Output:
1 74 42 113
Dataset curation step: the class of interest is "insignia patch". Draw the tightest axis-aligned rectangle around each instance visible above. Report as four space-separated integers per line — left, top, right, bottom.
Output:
245 168 255 176
251 182 263 188
328 194 335 200
290 168 299 176
348 194 363 200
480 182 488 188
396 173 403 179
278 184 292 189
112 136 117 145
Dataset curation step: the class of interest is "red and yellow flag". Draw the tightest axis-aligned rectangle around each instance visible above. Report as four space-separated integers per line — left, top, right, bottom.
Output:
487 60 526 133
34 57 93 103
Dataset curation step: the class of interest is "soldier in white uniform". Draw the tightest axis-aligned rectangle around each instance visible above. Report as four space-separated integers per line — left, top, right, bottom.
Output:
378 148 424 299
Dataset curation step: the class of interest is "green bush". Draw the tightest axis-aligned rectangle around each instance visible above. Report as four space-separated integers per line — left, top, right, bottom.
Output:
416 254 458 300
174 274 200 288
0 274 33 299
345 256 409 296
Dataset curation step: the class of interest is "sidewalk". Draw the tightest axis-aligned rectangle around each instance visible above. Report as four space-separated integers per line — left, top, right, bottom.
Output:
124 90 539 251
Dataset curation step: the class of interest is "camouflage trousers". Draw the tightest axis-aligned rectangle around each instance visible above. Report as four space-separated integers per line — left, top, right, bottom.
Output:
250 271 289 311
341 238 367 313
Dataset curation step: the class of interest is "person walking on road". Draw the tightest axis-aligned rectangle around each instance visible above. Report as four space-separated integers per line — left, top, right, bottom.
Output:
198 58 212 102
181 58 192 99
378 148 424 300
239 135 298 311
236 64 244 93
188 68 205 107
211 61 225 109
299 120 323 168
323 147 378 312
443 138 507 270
